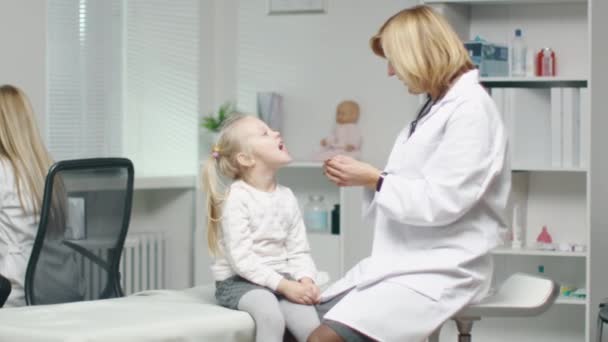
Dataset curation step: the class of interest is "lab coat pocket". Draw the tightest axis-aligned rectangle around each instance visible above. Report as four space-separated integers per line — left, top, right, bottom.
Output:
387 274 445 302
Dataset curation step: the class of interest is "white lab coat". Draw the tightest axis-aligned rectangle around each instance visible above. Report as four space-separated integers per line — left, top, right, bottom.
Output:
0 158 39 307
0 159 84 307
320 69 511 341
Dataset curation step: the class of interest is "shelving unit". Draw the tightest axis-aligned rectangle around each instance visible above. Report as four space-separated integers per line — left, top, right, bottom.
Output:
511 166 587 173
424 0 585 3
134 175 197 190
480 77 587 88
425 0 591 340
492 247 587 257
556 297 587 306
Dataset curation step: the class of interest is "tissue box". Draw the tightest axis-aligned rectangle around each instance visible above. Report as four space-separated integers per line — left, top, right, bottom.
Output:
465 41 509 77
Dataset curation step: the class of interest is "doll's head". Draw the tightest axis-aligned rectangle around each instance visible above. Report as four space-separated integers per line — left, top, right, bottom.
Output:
336 100 360 124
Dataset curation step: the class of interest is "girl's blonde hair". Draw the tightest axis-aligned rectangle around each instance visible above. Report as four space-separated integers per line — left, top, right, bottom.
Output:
370 5 474 99
0 85 54 216
202 113 251 256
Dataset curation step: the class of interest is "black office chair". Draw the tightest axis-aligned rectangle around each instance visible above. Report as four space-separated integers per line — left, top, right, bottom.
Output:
598 302 608 342
24 158 134 305
0 273 11 307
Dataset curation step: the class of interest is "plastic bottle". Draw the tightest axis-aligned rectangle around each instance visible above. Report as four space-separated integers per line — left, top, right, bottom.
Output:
304 195 330 233
511 202 525 249
511 28 527 77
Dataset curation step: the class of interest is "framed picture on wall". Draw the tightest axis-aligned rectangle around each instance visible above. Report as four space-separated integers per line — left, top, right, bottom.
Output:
267 0 326 15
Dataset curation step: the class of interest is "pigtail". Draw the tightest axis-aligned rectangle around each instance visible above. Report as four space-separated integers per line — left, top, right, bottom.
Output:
201 112 249 256
202 155 225 256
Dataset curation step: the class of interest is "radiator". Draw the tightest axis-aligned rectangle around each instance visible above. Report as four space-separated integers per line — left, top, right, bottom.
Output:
79 232 167 299
120 233 167 295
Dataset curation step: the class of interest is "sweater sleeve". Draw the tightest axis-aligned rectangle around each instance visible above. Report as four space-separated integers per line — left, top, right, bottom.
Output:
221 188 284 290
285 190 317 281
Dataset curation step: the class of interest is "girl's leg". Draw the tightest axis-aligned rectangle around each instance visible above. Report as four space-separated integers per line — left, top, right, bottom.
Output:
279 299 321 342
238 289 285 342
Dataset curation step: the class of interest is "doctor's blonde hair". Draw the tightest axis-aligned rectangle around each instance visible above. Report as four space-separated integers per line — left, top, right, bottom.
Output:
0 85 54 216
370 5 474 100
202 113 251 256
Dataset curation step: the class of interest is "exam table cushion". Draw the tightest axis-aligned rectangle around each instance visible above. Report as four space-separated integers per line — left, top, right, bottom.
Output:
0 285 255 342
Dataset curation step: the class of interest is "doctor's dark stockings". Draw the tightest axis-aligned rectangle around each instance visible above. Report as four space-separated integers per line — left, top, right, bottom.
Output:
309 291 376 342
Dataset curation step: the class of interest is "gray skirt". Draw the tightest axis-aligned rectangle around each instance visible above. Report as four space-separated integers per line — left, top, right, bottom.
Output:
215 275 287 310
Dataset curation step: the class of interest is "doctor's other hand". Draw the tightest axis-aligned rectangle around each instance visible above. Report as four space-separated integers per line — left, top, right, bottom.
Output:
323 155 381 189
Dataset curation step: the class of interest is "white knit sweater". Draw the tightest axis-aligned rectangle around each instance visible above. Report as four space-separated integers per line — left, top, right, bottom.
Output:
211 180 317 291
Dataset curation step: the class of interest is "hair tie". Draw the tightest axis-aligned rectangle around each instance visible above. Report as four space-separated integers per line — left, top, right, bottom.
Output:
212 146 221 160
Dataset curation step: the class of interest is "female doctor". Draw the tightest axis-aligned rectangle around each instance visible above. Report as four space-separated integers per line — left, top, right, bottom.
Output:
309 5 511 342
0 85 55 306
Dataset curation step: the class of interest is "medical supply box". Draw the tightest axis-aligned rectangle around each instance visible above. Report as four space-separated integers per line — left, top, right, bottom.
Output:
465 40 509 77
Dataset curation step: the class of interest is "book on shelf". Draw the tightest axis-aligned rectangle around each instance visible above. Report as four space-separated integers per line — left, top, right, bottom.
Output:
579 88 590 169
550 88 562 168
550 87 586 170
562 88 581 168
491 88 517 164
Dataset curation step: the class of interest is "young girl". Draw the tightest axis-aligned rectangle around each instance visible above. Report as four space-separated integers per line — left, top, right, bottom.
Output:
203 113 321 342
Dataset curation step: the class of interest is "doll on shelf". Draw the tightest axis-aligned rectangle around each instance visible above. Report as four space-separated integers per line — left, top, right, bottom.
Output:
315 100 362 161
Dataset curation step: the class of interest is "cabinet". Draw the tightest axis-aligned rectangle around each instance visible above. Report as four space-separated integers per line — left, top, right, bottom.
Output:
424 0 594 340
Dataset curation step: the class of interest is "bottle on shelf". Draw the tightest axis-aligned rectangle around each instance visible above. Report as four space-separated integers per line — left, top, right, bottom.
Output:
304 195 330 233
331 204 340 235
535 48 556 77
511 28 527 77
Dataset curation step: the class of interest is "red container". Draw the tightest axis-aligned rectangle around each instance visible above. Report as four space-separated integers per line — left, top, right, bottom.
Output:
536 48 556 76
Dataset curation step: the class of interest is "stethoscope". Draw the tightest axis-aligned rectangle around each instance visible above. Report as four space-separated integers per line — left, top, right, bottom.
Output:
408 95 434 137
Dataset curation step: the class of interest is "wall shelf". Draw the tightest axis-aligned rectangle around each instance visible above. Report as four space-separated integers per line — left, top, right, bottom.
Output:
287 161 323 168
424 0 586 4
512 166 587 173
555 297 586 305
492 247 587 257
481 77 588 88
134 175 196 190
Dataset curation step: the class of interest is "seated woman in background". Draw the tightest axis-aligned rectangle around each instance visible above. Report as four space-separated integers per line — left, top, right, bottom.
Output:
0 84 57 307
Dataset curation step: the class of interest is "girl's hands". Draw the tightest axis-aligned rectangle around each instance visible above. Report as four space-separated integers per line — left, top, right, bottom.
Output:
277 279 319 305
323 155 381 189
299 277 321 304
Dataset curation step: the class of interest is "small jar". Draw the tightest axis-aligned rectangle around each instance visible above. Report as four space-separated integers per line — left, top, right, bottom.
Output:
304 195 330 233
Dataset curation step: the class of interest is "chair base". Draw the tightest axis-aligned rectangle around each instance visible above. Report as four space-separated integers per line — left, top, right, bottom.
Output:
455 318 477 342
428 317 479 342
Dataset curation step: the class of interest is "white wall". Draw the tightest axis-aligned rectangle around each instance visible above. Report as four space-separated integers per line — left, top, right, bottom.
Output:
0 0 47 135
236 0 420 168
200 0 239 118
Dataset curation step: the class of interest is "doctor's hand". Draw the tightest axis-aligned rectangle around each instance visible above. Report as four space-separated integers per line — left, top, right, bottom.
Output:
323 155 381 189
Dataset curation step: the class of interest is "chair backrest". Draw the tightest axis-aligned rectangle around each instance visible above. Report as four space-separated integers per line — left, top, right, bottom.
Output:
24 158 134 305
